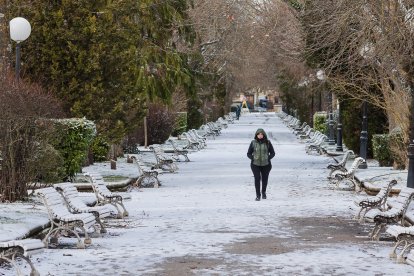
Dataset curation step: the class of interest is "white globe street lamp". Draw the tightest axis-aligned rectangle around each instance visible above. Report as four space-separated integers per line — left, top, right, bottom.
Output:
316 69 326 81
9 17 31 80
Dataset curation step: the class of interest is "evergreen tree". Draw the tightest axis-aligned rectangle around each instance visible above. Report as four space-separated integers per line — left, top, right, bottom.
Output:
6 0 195 142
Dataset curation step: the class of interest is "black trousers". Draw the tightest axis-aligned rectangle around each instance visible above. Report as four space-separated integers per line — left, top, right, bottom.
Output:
250 163 272 197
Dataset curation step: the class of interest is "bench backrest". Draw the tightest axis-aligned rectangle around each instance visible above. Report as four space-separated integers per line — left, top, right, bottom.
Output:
54 183 89 213
84 172 115 199
131 155 145 176
348 157 364 175
376 180 398 203
37 187 73 220
338 150 354 167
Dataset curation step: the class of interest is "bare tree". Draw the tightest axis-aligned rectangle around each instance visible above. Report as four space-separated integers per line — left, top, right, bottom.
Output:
0 72 64 202
303 0 414 166
188 0 306 104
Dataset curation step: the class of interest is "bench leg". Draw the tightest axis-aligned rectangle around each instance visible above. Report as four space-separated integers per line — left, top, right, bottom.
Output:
390 240 406 259
20 255 40 276
397 239 414 263
1 252 40 276
354 207 364 221
110 202 125 219
111 200 129 218
43 223 86 249
370 223 385 241
136 174 159 188
1 254 23 276
96 216 107 234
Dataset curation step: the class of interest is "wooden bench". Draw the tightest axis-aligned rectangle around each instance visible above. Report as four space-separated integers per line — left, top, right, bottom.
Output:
224 114 235 124
305 133 328 155
180 132 201 150
84 172 129 218
206 122 221 136
330 157 365 191
37 187 97 248
299 127 314 140
386 224 414 263
54 182 114 233
189 129 207 148
199 124 217 139
129 156 160 188
0 239 44 276
167 139 190 162
327 150 354 178
216 117 228 129
295 124 310 136
149 145 179 173
292 122 307 133
354 180 397 221
365 187 414 240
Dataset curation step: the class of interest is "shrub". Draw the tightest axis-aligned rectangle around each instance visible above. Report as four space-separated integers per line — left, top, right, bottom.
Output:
33 143 65 183
50 118 96 180
313 112 327 134
172 112 187 136
372 134 393 166
131 103 176 146
187 98 204 129
91 135 110 162
0 72 65 202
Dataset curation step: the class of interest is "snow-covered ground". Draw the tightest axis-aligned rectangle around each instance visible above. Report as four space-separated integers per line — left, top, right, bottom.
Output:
1 112 413 275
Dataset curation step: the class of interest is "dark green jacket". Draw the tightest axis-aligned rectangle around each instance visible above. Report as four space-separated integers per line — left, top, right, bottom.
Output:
247 128 275 166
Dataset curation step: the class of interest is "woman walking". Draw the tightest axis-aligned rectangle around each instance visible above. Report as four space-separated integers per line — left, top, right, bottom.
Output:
247 128 275 201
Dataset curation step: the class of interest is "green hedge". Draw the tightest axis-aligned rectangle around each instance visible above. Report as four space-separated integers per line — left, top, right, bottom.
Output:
313 112 327 134
372 134 393 166
51 118 96 179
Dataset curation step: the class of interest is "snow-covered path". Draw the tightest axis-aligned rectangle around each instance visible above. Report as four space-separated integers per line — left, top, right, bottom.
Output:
12 113 413 275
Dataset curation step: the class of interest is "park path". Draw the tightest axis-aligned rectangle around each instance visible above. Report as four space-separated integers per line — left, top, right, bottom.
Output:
29 113 413 276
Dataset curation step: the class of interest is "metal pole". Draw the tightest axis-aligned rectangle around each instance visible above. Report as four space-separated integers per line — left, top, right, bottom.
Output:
15 42 21 80
336 100 343 152
407 91 414 188
359 101 368 169
328 92 335 145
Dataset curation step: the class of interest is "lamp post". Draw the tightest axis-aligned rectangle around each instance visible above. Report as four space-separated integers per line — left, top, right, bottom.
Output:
327 92 335 145
359 101 368 169
336 99 343 152
407 90 414 188
9 17 31 80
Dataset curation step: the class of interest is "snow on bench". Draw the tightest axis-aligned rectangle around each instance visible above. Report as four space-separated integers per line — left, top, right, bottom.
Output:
37 187 97 248
167 139 190 162
129 156 161 188
84 172 129 218
354 180 397 221
330 157 365 191
327 150 354 178
365 187 414 241
149 145 179 173
0 239 44 276
54 182 114 233
386 224 414 263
